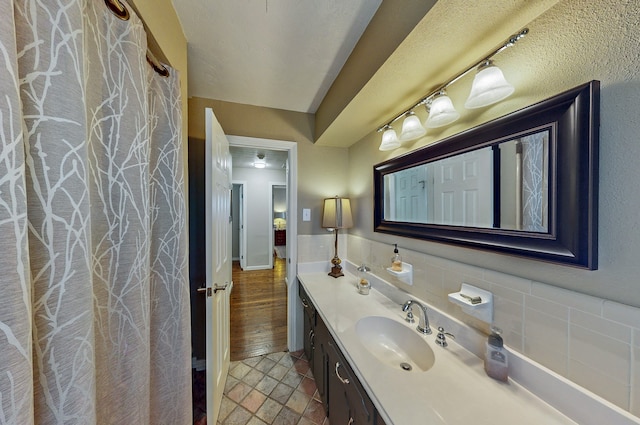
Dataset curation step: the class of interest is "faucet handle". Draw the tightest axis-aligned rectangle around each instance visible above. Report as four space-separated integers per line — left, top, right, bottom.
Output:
404 308 415 324
435 326 455 347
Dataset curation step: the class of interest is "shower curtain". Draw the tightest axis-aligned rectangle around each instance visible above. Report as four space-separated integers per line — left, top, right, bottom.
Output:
0 0 191 423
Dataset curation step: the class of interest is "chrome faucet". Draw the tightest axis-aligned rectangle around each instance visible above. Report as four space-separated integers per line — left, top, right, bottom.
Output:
402 300 432 334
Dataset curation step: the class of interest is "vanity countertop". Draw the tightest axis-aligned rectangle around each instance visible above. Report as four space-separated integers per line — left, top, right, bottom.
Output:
298 271 577 425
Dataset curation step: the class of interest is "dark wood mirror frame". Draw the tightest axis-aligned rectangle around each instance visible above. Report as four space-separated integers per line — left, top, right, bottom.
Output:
374 81 599 269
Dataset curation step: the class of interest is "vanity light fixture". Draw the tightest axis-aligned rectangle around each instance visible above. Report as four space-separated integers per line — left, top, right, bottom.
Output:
322 196 353 278
376 28 529 150
465 60 515 109
379 125 401 151
399 111 427 142
424 90 459 128
253 153 266 168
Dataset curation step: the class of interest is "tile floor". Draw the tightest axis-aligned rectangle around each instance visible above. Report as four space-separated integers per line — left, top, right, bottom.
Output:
217 350 328 425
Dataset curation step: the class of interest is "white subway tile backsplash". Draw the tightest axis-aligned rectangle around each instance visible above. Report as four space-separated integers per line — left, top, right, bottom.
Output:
493 297 524 352
524 337 568 376
570 309 632 343
524 307 569 375
484 268 532 294
490 282 526 304
603 300 640 328
569 359 631 410
318 234 640 418
526 294 570 320
532 281 603 315
570 325 631 384
632 341 640 416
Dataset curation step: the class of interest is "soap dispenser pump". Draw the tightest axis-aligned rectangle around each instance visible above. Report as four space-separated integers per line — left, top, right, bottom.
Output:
391 244 402 271
484 327 508 382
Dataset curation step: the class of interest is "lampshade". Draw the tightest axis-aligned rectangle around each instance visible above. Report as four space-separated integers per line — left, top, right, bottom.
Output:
425 91 460 128
399 112 426 142
465 61 515 109
379 126 401 151
322 197 353 229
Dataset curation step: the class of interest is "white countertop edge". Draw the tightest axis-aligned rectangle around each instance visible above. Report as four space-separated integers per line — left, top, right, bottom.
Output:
299 260 640 425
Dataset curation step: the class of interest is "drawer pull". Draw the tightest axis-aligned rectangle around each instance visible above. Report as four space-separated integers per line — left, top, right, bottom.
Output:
335 362 350 384
301 298 309 308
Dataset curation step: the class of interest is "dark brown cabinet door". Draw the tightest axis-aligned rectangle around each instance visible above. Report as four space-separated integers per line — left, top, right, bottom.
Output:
313 315 328 411
300 282 384 424
299 285 315 364
327 338 374 425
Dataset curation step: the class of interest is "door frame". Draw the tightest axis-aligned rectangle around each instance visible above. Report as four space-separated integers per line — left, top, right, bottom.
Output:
231 181 247 269
269 183 286 269
226 135 300 351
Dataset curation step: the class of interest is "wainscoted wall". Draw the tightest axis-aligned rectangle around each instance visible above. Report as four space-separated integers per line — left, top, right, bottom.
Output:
297 234 640 418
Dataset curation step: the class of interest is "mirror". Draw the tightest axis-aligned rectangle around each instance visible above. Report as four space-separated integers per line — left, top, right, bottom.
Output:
374 81 599 269
383 130 550 232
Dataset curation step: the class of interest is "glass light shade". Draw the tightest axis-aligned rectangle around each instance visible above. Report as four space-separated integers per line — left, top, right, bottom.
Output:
253 160 266 168
379 127 401 151
465 62 514 109
399 112 426 141
425 93 460 128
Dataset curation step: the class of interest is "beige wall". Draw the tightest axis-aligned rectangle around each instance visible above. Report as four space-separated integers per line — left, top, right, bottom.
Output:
188 97 349 235
315 0 437 144
347 0 640 309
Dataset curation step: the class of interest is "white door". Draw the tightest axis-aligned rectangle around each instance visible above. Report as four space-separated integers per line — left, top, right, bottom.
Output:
205 108 232 423
432 147 493 227
393 165 428 223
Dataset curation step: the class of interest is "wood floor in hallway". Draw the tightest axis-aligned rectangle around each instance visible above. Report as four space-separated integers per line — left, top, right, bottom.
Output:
230 258 288 361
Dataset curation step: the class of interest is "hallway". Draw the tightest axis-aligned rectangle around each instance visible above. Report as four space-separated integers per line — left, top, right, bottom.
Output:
230 258 288 361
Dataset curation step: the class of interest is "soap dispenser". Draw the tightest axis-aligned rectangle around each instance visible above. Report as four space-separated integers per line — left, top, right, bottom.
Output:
391 244 402 271
484 327 508 382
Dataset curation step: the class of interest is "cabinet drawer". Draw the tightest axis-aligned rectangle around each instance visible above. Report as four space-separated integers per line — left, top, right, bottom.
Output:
298 284 315 320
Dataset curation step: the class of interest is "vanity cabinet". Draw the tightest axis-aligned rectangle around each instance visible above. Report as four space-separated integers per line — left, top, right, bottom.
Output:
299 285 315 365
313 314 328 409
327 337 375 425
299 284 328 409
299 283 384 424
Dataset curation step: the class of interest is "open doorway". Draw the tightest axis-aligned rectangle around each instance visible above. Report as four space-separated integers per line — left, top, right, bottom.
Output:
227 136 300 357
272 184 287 263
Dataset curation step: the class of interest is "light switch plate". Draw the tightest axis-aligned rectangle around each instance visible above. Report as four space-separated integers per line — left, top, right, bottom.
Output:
302 208 311 221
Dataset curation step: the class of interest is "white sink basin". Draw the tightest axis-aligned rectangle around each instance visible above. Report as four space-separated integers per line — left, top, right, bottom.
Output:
355 316 435 372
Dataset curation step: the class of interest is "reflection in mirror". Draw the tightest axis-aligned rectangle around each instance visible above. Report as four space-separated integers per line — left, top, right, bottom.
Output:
383 130 549 232
374 81 599 269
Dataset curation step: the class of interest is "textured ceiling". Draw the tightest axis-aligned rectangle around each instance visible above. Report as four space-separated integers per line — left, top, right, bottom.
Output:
172 0 381 113
314 0 562 147
229 146 288 170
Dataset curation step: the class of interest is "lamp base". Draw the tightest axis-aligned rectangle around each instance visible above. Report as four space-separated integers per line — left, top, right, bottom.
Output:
328 264 344 278
328 255 344 278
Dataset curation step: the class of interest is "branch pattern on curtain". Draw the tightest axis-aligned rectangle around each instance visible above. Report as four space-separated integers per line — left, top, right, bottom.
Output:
0 0 190 423
520 132 548 232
